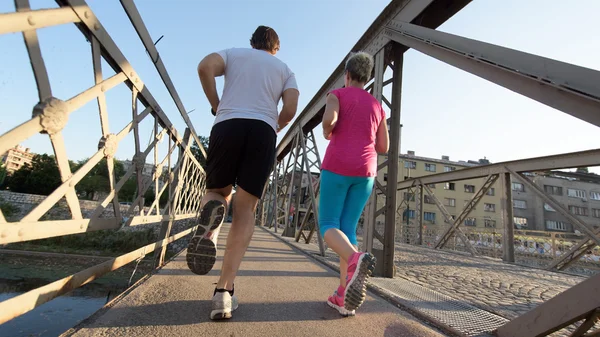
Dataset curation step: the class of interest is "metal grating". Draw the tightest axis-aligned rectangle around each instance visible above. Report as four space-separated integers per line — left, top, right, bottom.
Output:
368 277 508 337
310 250 507 337
267 227 509 336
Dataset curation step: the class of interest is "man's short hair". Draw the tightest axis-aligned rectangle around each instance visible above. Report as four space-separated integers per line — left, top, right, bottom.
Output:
250 25 280 52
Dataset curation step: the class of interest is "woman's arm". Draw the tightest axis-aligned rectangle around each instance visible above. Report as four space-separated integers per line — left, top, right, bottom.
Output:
375 117 389 154
322 94 339 140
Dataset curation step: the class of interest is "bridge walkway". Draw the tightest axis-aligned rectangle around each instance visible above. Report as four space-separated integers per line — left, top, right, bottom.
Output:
61 224 446 337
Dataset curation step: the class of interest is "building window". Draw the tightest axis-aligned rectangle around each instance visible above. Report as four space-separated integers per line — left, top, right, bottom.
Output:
484 218 496 228
444 182 455 191
424 195 435 204
568 205 589 216
427 184 436 189
464 217 476 226
544 185 563 196
512 182 525 192
546 220 568 231
486 188 495 196
513 216 528 229
424 212 436 222
404 193 415 202
592 209 600 218
544 203 556 212
464 184 475 193
403 209 416 219
590 191 600 200
567 188 586 199
513 199 527 209
405 161 416 169
484 203 496 212
444 166 456 172
425 163 436 172
384 173 388 182
444 198 456 207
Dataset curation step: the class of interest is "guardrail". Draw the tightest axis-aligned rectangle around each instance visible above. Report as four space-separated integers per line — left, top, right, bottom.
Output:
0 0 206 324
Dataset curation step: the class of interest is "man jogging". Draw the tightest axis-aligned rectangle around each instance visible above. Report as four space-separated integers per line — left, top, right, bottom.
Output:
186 25 299 320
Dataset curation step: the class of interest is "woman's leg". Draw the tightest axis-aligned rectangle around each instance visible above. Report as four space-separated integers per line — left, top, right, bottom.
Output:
338 176 376 311
339 177 375 247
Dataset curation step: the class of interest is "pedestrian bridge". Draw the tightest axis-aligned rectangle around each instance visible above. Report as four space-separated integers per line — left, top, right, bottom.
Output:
1 0 599 336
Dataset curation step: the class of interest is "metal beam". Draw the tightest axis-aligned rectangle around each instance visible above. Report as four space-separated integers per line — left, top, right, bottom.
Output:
276 0 472 161
384 20 600 128
546 227 600 271
507 168 600 247
500 172 515 262
421 183 478 255
435 174 499 249
397 149 600 191
494 273 600 337
119 0 207 159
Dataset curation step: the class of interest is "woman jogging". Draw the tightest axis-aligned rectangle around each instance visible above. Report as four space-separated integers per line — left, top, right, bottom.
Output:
318 51 389 316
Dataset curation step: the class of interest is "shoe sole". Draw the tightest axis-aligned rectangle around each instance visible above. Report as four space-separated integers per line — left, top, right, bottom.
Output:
210 301 238 320
344 253 376 311
327 300 355 317
186 200 225 275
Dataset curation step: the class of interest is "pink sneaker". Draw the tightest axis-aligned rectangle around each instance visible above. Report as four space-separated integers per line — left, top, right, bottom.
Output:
327 286 355 316
344 252 376 311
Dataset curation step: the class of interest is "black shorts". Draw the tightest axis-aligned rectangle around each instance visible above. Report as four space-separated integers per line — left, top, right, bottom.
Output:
205 118 277 198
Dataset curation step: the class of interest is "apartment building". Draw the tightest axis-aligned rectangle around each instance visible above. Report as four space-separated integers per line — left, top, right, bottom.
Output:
377 150 502 229
511 171 600 233
1 145 35 173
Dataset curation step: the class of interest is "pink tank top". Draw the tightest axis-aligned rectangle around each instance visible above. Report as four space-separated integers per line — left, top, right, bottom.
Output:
321 87 385 177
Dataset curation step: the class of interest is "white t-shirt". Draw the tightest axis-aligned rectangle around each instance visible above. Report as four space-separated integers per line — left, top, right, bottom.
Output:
214 48 298 132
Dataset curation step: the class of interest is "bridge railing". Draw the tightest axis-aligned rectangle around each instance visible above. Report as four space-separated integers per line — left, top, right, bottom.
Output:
0 0 206 324
262 0 600 335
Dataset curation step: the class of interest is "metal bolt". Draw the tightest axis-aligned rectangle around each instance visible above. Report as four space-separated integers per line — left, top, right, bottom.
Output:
27 15 35 26
94 23 100 31
84 11 90 19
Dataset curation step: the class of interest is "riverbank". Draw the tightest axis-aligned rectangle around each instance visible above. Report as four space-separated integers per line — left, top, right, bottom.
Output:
0 251 156 337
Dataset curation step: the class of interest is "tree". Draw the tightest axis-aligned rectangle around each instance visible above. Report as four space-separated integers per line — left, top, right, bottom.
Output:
0 163 7 188
74 158 126 200
7 154 62 195
190 135 209 169
576 167 589 174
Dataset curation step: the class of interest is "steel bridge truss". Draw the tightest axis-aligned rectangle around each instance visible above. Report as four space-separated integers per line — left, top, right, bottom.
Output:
0 0 207 325
265 1 600 335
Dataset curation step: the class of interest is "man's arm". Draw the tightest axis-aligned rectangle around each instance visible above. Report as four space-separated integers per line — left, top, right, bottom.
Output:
277 88 299 133
322 93 339 140
197 53 225 113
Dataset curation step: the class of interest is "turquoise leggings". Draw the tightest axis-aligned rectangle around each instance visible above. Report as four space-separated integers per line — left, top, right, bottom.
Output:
318 170 374 245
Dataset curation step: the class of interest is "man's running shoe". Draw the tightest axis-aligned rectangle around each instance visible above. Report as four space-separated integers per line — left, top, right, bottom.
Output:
186 200 226 275
210 288 238 320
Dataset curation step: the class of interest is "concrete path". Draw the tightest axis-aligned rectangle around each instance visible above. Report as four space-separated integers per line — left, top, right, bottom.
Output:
63 225 447 337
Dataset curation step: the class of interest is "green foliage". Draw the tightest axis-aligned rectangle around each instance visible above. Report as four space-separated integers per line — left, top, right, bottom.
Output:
74 158 125 200
0 163 7 187
576 167 589 174
6 227 158 256
190 135 209 169
0 197 19 217
7 154 62 195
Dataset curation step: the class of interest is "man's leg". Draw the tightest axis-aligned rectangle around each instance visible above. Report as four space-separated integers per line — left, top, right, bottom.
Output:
187 120 243 275
186 186 232 275
210 119 276 320
215 187 259 291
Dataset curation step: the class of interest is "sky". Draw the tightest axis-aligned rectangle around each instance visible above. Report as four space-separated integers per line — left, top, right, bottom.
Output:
1 0 599 173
